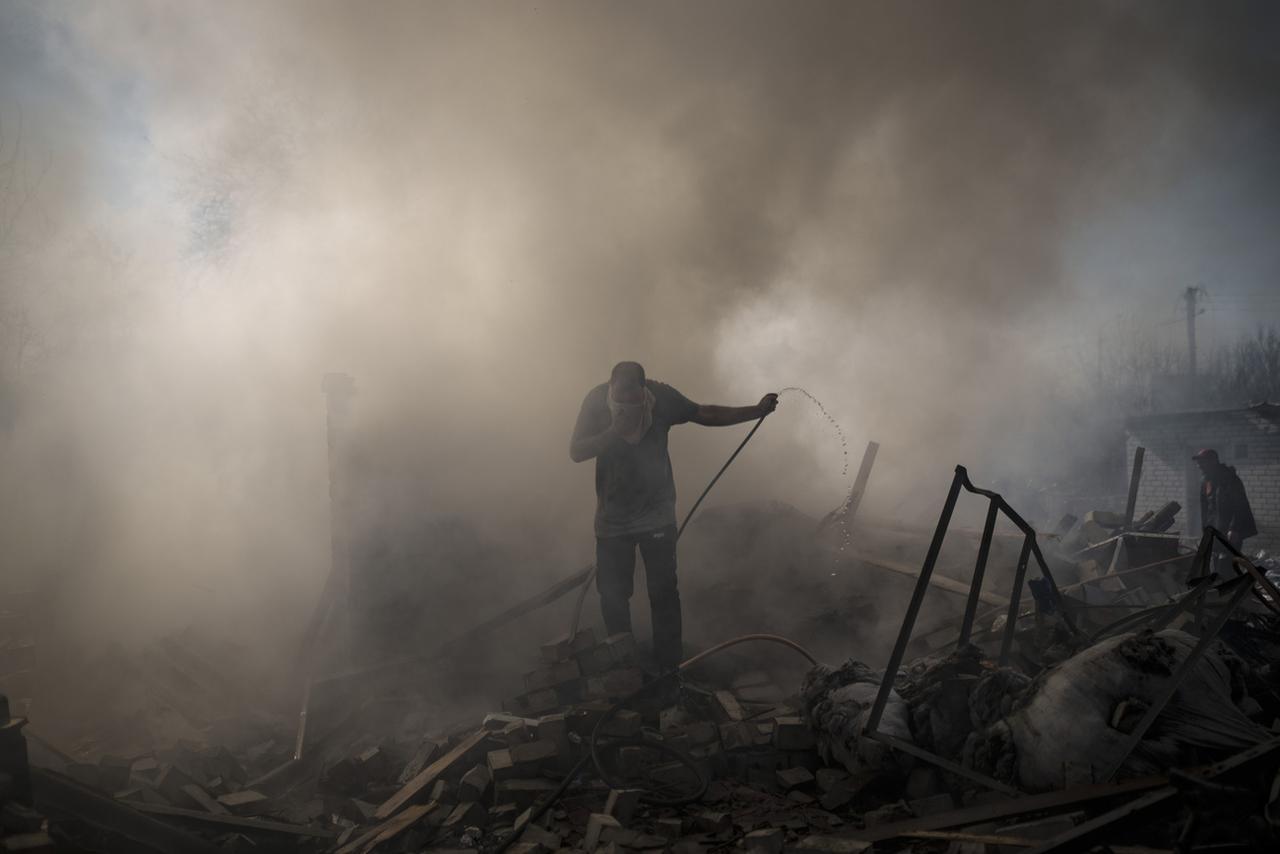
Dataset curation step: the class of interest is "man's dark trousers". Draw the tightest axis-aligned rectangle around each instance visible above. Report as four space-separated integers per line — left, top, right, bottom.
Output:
596 524 681 668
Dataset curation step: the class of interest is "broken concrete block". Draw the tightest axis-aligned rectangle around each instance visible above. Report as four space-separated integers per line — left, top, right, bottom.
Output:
776 766 815 790
744 828 784 854
458 764 492 802
541 636 572 664
443 800 489 828
576 645 615 676
603 788 641 825
510 739 558 771
507 688 560 716
773 716 816 750
534 713 567 743
488 748 516 780
541 629 595 664
525 659 583 692
787 790 816 805
601 667 645 697
584 813 623 850
496 778 559 808
602 633 637 664
713 690 745 722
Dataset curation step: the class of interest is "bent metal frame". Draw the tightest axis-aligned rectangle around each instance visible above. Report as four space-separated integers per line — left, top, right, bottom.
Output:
861 463 1280 796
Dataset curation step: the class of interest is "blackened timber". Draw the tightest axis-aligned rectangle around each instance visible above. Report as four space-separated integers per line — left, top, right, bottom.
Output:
1123 446 1145 527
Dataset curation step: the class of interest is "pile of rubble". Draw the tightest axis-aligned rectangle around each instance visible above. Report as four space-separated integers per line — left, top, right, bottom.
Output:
10 473 1280 853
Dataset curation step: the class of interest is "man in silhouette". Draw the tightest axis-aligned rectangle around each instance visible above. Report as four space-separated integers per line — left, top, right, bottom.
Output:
570 361 777 669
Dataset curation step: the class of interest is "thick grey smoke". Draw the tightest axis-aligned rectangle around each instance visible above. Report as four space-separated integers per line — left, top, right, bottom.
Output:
1 1 1278 669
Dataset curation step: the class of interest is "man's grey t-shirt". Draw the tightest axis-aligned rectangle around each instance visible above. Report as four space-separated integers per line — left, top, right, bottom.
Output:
572 380 698 538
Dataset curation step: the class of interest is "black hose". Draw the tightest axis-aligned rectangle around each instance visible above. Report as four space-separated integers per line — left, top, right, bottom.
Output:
675 413 769 542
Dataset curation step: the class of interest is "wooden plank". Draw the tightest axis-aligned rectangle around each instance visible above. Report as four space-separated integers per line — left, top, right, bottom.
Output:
850 775 1167 843
373 730 485 820
849 553 1005 606
123 801 335 839
337 801 436 854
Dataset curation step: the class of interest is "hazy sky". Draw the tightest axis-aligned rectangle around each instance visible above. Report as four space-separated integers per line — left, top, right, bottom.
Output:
2 1 1278 647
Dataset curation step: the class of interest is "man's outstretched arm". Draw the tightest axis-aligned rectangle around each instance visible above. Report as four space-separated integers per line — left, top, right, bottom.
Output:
690 393 778 427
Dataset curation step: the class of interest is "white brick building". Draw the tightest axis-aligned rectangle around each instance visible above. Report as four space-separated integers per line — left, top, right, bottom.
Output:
1125 403 1280 553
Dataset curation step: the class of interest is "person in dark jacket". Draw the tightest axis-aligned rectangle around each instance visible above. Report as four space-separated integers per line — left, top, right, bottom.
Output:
1194 448 1258 562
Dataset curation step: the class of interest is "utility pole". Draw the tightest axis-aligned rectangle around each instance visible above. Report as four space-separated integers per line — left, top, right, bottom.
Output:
1184 285 1202 378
